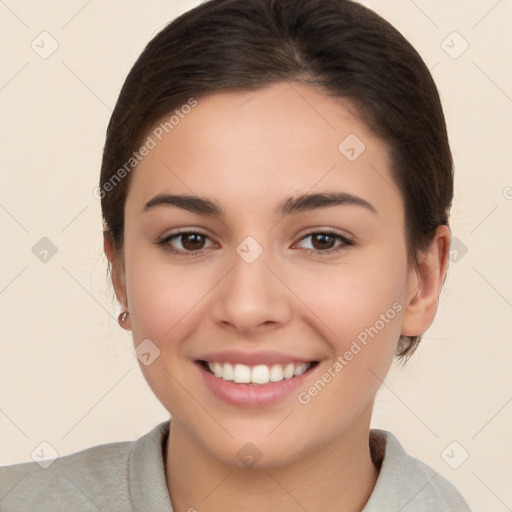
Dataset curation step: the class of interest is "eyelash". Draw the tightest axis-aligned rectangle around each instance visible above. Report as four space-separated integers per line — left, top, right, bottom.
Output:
155 230 354 258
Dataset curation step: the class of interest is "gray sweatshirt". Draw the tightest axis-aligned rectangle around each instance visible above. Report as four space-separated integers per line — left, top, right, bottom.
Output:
0 421 473 511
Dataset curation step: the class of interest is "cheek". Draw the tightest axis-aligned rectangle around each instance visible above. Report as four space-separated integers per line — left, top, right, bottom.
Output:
123 246 209 415
290 253 407 412
292 258 407 424
123 232 215 338
288 253 408 351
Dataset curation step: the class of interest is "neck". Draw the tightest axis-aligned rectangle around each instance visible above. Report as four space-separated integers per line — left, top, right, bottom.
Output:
165 405 380 512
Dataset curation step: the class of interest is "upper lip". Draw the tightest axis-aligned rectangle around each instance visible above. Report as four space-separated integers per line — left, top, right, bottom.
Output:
195 350 318 366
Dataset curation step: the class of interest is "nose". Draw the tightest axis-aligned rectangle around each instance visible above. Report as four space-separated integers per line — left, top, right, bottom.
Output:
211 246 294 336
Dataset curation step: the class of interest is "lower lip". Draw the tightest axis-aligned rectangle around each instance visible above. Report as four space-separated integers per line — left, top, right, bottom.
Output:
196 362 317 408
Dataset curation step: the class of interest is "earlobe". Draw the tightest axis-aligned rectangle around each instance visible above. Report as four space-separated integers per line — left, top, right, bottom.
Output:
401 225 451 337
103 232 130 328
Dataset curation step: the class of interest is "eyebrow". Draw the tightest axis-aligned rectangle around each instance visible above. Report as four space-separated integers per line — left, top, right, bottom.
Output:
142 191 377 217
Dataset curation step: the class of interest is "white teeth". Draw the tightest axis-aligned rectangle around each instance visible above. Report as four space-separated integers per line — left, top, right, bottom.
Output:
222 362 234 381
251 365 269 384
212 362 222 378
269 364 284 382
294 363 309 376
205 361 312 385
283 363 295 379
209 361 234 380
233 364 251 383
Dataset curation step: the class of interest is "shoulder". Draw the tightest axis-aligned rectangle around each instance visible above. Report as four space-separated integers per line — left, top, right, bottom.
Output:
0 422 170 512
364 429 474 512
0 439 133 511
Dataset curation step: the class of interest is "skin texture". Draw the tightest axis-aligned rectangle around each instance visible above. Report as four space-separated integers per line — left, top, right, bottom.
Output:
104 81 450 512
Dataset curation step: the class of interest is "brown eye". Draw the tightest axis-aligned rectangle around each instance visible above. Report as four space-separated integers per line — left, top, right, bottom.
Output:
310 233 337 250
157 231 214 255
296 231 353 254
179 233 206 251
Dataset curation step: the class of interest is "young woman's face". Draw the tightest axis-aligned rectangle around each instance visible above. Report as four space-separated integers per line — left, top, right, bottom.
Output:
119 82 419 467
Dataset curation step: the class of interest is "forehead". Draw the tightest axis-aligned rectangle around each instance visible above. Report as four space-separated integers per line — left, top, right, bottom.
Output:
126 82 401 220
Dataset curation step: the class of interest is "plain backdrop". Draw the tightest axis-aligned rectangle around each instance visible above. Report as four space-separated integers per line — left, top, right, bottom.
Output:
1 1 511 510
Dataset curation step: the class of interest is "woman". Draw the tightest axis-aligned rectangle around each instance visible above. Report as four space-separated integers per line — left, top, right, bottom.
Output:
0 0 473 510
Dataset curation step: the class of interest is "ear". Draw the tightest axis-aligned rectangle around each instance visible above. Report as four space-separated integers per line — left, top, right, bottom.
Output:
401 225 451 337
103 231 131 330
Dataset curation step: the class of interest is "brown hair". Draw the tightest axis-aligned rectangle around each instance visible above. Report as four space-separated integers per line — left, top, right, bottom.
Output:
99 0 453 364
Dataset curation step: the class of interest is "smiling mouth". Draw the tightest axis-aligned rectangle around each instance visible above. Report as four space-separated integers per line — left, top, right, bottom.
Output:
198 360 319 385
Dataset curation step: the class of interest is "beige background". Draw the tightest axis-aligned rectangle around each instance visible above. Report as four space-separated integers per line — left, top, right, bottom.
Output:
1 0 511 510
